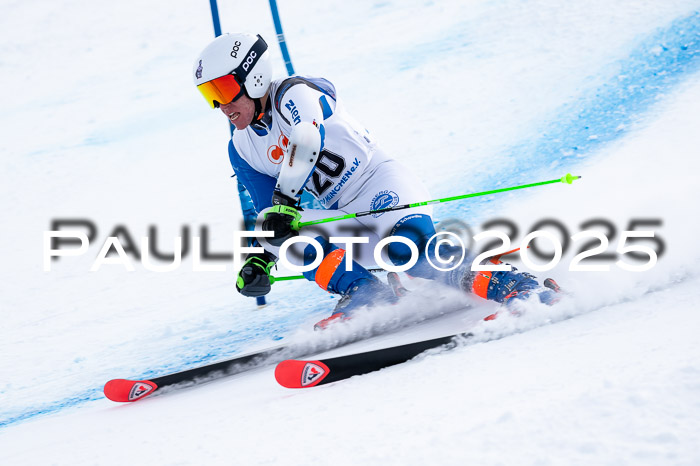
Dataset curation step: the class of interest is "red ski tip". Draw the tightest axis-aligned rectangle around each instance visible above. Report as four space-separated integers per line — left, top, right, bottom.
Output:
275 360 330 388
104 379 158 402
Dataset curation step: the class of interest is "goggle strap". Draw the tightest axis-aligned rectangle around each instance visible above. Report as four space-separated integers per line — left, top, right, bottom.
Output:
231 35 268 82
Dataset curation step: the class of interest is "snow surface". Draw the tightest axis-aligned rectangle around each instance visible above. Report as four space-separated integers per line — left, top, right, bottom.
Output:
2 0 700 464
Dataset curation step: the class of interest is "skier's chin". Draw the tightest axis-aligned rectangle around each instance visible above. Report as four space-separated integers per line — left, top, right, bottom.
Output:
233 114 253 130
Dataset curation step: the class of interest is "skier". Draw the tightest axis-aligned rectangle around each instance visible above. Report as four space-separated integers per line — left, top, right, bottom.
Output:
193 33 558 326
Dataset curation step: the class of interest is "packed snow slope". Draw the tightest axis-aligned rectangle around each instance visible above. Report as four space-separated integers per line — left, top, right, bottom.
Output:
1 0 700 464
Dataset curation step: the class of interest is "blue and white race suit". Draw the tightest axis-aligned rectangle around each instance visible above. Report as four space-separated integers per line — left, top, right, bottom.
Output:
229 76 436 274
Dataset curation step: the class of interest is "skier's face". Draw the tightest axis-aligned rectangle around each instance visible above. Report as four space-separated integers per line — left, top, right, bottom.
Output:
220 94 255 130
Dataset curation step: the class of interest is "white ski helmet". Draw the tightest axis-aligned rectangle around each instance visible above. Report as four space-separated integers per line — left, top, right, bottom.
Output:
193 33 272 107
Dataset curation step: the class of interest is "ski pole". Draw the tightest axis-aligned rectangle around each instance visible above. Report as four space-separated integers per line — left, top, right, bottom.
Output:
273 174 581 282
269 275 303 284
271 267 385 284
297 173 580 228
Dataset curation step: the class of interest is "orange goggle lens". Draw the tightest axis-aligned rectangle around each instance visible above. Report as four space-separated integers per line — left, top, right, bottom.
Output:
196 74 244 109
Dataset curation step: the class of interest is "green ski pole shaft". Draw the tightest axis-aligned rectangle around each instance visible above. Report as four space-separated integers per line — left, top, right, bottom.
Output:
269 275 302 283
298 173 580 228
271 267 386 284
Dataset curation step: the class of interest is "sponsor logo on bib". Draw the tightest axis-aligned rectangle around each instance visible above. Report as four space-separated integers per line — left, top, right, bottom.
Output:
267 132 289 164
370 190 399 218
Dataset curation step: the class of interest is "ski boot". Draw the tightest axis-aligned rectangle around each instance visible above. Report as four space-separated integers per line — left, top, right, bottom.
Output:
474 270 562 321
387 271 409 298
314 275 398 330
465 266 560 305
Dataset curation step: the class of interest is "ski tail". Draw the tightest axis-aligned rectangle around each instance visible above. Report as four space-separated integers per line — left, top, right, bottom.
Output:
104 379 158 402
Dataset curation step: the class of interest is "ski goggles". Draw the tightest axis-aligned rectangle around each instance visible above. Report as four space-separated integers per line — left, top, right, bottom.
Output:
197 73 246 108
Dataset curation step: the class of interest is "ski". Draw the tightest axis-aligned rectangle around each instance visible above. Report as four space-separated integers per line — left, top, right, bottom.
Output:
275 280 569 389
104 343 294 402
275 332 474 388
105 297 476 401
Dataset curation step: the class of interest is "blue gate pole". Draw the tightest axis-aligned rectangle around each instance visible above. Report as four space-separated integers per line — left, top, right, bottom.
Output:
268 0 321 211
209 0 266 307
209 0 223 36
268 0 295 75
